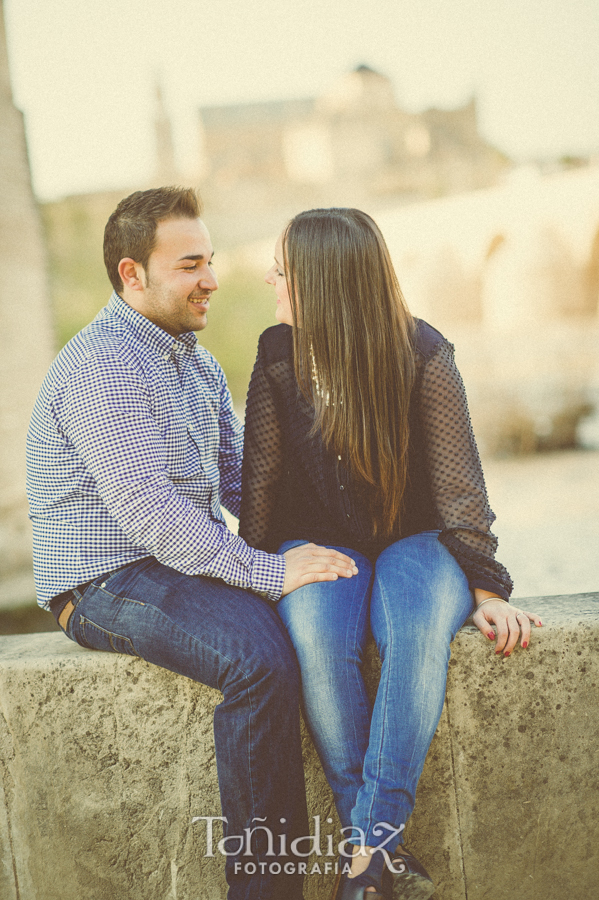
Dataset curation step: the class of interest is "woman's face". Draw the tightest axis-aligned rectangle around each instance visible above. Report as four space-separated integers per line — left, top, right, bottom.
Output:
265 233 294 326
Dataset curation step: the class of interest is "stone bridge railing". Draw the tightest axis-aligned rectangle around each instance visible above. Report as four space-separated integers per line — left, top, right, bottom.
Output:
1 593 597 900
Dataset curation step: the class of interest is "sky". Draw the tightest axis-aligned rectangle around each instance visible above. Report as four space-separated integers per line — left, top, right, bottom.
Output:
4 0 599 200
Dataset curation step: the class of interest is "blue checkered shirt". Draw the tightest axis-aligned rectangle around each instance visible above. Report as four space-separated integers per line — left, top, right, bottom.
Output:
26 292 286 608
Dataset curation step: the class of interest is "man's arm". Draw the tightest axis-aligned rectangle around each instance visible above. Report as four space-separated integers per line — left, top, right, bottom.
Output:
55 351 286 601
55 351 357 602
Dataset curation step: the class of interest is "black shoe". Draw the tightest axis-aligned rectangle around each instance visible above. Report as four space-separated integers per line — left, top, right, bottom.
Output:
330 851 388 900
381 846 435 900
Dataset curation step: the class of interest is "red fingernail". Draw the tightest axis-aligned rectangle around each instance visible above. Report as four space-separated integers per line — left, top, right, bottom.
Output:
504 651 510 657
495 650 502 655
538 620 542 626
522 641 528 648
487 632 495 640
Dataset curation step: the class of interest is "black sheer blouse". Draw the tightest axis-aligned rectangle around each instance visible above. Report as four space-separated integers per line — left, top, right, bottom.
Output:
239 320 512 600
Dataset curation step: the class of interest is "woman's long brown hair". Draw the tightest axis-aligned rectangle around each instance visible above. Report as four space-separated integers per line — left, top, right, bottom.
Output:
284 208 416 537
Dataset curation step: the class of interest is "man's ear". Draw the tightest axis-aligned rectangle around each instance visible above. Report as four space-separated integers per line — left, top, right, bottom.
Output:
118 258 145 292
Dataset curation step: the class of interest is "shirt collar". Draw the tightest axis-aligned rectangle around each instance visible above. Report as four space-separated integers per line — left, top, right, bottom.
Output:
107 292 198 357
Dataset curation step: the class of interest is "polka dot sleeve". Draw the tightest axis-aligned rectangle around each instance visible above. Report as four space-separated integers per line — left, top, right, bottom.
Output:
239 343 283 553
418 340 513 598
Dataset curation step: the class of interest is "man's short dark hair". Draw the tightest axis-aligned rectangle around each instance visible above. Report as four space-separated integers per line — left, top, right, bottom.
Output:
103 186 203 293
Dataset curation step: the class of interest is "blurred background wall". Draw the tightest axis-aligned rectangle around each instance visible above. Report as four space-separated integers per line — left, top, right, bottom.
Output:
40 66 599 454
1 0 599 626
0 0 55 609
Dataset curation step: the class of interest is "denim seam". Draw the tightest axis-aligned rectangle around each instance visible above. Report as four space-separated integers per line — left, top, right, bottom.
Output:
346 572 371 771
91 584 146 606
363 568 393 844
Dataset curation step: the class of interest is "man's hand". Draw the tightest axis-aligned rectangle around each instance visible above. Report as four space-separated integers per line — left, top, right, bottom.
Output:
281 543 359 596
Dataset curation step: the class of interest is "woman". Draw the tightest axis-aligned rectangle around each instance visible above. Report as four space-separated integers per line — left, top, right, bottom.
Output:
239 208 541 900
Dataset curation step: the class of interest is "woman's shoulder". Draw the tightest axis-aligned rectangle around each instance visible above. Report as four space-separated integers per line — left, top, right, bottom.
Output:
257 323 293 365
256 319 449 365
412 318 452 361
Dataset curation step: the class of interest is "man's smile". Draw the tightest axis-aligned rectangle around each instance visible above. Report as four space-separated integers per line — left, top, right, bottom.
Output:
189 295 211 306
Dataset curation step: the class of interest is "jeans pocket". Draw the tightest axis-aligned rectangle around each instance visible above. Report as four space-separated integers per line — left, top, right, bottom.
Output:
78 615 140 657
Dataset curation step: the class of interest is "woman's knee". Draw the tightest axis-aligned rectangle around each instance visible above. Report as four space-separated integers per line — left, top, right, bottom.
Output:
376 533 468 594
372 533 473 638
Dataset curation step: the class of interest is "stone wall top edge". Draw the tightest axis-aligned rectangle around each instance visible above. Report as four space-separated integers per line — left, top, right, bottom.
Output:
506 592 599 619
0 592 597 665
515 592 599 604
0 632 115 665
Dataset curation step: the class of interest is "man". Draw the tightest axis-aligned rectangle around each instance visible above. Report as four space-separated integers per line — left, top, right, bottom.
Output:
26 187 358 900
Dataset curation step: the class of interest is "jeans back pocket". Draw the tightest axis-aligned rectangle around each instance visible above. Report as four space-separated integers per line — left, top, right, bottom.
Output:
79 616 140 657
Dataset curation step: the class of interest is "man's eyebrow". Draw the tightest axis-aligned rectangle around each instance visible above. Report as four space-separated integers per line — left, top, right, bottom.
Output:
177 251 215 262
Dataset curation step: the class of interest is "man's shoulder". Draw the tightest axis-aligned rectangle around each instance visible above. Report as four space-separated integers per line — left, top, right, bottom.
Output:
258 324 293 365
43 308 149 400
58 312 138 372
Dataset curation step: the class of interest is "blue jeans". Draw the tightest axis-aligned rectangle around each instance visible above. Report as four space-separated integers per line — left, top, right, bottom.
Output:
60 556 308 900
277 532 474 848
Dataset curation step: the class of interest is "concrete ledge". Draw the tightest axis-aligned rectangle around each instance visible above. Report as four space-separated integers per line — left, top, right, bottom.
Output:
1 594 598 900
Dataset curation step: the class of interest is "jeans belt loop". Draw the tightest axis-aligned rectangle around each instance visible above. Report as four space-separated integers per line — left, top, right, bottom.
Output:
60 580 93 630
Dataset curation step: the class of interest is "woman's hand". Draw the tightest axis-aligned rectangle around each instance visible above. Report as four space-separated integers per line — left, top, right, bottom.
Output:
472 589 542 657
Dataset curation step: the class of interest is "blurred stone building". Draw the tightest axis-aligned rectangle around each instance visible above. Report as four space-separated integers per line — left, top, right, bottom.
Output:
374 164 599 454
40 66 510 256
195 65 509 245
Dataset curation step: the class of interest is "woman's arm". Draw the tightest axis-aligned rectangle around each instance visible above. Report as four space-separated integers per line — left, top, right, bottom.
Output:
419 341 509 592
419 341 541 653
239 342 283 552
239 337 360 592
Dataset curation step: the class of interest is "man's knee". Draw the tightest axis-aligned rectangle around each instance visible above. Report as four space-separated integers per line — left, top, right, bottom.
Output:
233 623 301 700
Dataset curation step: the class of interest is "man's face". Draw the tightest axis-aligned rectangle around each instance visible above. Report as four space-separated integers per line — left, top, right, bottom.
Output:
134 217 218 337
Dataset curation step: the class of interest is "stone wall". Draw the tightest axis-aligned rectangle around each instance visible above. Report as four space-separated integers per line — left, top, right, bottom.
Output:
0 0 55 608
0 593 597 899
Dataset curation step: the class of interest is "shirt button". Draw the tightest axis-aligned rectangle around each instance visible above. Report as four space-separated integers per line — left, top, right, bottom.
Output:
346 513 351 519
339 485 345 491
